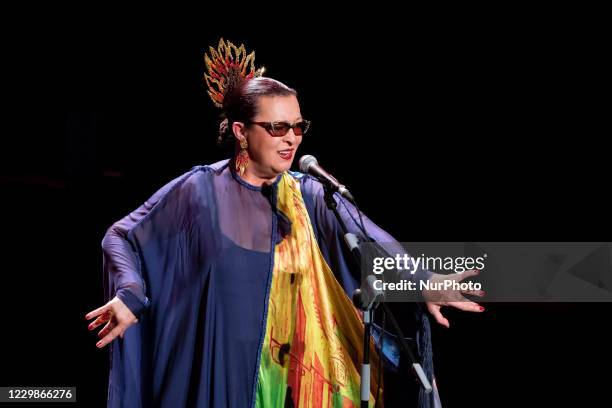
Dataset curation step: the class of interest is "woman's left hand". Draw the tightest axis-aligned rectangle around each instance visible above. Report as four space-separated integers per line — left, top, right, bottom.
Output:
422 268 485 328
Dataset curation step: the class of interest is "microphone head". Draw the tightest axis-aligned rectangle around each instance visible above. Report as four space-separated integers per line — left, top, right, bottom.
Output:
298 155 318 173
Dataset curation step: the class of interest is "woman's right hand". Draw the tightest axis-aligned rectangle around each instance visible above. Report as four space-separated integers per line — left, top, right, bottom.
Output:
85 296 139 348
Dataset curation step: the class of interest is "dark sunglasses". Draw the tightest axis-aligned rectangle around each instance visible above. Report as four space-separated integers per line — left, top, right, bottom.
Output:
248 120 311 137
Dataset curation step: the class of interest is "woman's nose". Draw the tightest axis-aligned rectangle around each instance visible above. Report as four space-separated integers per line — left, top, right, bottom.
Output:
283 129 298 145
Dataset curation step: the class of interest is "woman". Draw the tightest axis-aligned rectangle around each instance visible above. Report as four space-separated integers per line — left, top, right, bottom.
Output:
85 39 482 408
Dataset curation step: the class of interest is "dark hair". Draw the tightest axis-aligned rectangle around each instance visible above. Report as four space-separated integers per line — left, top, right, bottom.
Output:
217 77 297 147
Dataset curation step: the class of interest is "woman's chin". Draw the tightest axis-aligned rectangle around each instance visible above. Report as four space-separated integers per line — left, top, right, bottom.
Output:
272 161 292 174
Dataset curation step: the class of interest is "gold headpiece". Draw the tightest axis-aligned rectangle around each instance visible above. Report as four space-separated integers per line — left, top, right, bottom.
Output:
203 38 265 108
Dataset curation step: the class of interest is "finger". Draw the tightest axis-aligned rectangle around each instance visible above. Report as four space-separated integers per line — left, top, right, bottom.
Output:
447 300 484 313
456 268 480 281
461 289 486 298
88 312 111 331
85 305 109 321
97 320 116 339
427 303 450 328
96 324 123 348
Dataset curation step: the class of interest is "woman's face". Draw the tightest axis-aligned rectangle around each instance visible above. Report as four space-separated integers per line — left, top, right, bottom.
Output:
235 94 304 180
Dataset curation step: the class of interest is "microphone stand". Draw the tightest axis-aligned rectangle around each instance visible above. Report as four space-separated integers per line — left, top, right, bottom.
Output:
322 186 432 408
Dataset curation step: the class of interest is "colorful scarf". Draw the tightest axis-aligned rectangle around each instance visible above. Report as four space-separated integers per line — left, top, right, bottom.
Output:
256 173 382 407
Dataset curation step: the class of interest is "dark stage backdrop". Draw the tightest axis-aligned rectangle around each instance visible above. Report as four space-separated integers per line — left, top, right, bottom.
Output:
2 22 609 407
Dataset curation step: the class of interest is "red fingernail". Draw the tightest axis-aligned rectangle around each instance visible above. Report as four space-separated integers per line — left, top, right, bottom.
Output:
480 291 486 296
479 306 485 311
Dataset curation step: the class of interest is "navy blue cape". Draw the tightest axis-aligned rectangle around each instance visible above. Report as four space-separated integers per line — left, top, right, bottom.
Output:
102 159 437 407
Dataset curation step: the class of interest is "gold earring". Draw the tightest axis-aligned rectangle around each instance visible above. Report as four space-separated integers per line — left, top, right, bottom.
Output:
235 138 249 176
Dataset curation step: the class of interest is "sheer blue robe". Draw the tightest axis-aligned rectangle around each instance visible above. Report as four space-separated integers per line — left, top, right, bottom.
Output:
102 159 437 407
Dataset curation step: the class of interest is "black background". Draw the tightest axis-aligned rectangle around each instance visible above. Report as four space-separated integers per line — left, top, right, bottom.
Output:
1 9 609 407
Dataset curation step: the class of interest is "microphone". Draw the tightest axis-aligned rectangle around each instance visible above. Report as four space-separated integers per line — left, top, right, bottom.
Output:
298 155 355 203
